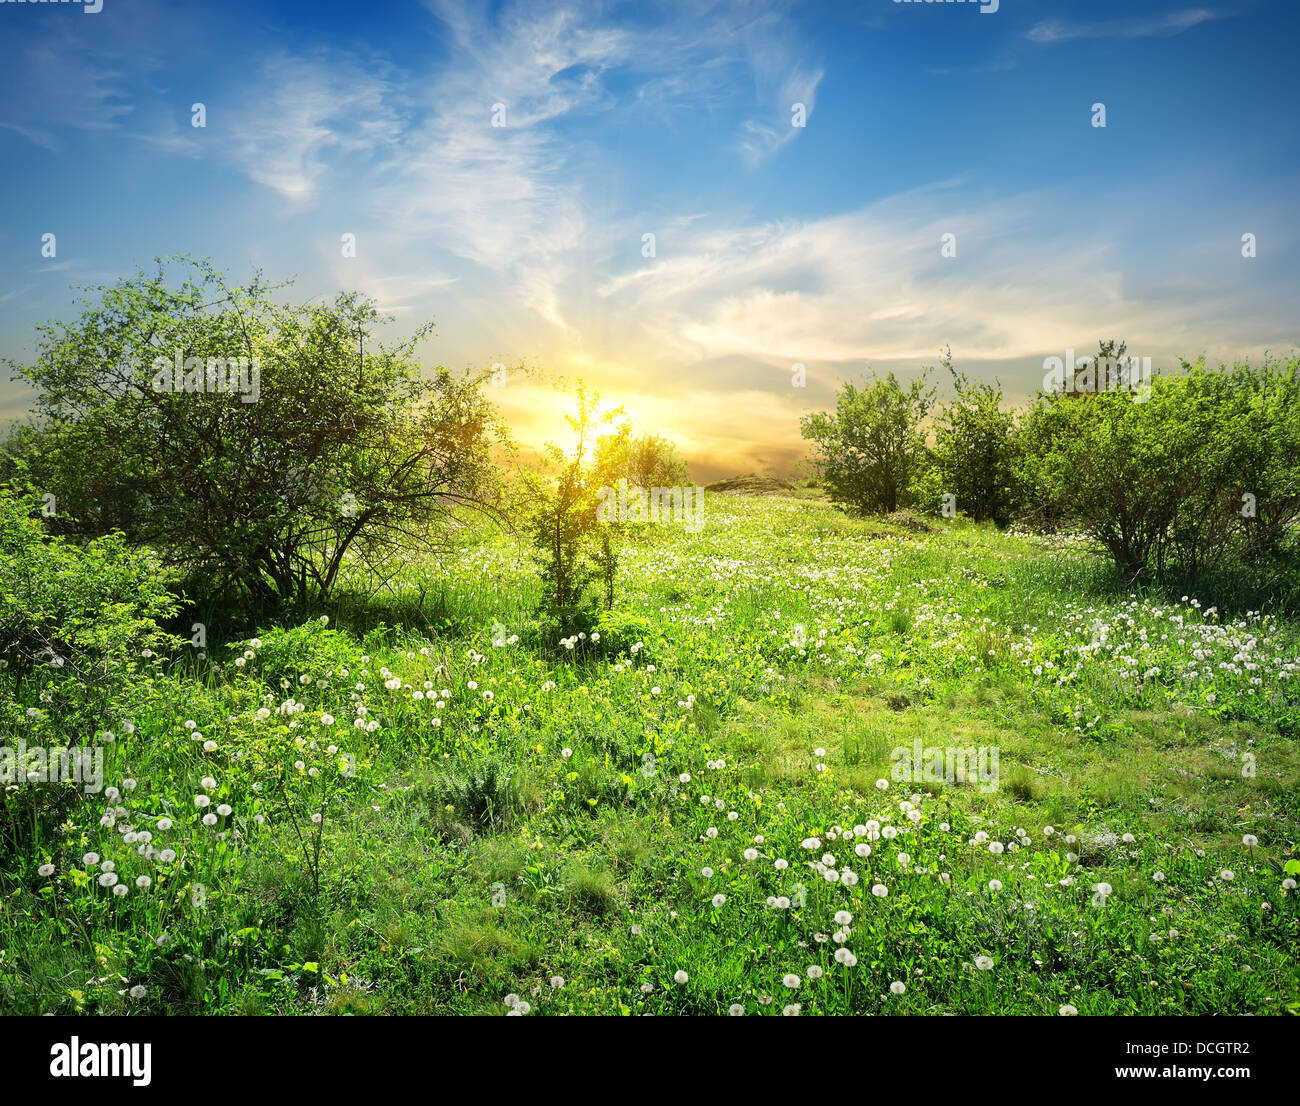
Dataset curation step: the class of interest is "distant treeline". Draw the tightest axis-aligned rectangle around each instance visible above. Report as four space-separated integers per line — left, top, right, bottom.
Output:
801 344 1300 578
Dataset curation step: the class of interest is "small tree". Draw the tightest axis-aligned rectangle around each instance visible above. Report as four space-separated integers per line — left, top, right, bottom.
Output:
1020 375 1207 577
800 371 934 515
932 349 1020 526
529 383 623 634
592 426 690 490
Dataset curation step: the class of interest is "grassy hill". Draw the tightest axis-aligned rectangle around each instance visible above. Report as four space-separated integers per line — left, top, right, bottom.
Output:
3 493 1298 1015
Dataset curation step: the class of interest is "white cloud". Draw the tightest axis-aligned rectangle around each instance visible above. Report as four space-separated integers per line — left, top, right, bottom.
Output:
1027 8 1221 45
591 180 1294 384
224 52 407 201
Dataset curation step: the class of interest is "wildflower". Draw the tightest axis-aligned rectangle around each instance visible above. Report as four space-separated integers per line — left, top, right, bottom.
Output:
782 1004 801 1016
974 956 994 971
202 813 217 826
712 894 727 908
194 795 210 808
135 875 151 888
835 910 853 925
130 985 147 999
113 883 128 897
806 966 823 980
98 872 119 887
782 974 800 989
871 883 888 898
550 976 565 989
890 981 906 995
1220 869 1234 881
743 848 758 861
728 1004 744 1016
216 804 232 817
988 879 1003 892
38 863 55 877
673 970 688 985
1242 834 1258 847
1059 1004 1078 1016
82 852 100 866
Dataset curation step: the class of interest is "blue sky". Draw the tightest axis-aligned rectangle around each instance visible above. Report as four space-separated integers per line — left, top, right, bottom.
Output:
2 0 1297 478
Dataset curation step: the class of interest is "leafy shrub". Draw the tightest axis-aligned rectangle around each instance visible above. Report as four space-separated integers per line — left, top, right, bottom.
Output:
932 356 1020 527
4 258 506 608
0 488 179 732
593 609 658 659
422 757 533 830
235 618 367 692
1018 356 1300 577
801 372 934 516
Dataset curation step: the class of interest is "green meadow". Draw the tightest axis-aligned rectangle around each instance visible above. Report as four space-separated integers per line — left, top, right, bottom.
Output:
4 491 1297 1016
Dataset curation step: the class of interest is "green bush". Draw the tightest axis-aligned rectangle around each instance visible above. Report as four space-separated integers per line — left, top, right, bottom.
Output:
0 488 179 730
235 618 367 692
1018 355 1300 577
800 372 934 516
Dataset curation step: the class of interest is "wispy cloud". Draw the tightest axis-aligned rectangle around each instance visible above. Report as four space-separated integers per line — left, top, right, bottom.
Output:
736 65 823 167
1027 8 1221 45
224 52 408 201
593 178 1292 380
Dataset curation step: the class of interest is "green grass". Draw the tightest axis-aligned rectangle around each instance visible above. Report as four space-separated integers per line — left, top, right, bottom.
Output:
2 494 1298 1016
